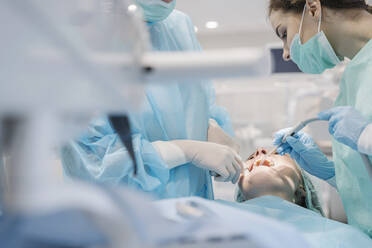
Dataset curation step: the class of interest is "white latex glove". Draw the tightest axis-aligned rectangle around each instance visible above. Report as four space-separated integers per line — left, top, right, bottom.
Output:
207 119 240 153
171 140 244 184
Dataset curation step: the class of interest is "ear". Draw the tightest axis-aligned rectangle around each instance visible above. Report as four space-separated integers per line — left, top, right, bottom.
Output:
306 0 322 18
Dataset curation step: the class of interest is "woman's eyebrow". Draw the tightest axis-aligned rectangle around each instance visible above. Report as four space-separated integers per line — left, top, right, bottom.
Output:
275 24 281 38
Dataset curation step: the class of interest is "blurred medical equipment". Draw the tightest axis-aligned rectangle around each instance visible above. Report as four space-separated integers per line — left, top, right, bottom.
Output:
143 48 271 81
0 0 277 247
108 115 138 175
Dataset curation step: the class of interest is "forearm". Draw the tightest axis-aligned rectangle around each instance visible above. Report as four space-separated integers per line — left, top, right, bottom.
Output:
152 141 191 169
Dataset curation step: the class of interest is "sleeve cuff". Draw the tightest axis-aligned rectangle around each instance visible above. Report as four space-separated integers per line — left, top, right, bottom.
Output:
358 123 372 155
152 141 189 169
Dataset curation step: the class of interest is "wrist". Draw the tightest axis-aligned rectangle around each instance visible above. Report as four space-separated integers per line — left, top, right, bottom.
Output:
153 141 189 169
170 140 204 161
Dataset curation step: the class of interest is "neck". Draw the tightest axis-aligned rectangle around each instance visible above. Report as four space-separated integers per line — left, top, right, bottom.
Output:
324 10 372 59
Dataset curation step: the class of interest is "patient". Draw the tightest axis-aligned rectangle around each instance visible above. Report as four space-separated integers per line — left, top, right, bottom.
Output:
236 148 323 215
208 119 322 213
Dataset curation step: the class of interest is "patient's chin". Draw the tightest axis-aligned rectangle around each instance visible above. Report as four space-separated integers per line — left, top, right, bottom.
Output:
239 167 292 201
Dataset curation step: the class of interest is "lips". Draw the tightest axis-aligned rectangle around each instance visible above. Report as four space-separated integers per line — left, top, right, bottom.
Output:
248 159 274 172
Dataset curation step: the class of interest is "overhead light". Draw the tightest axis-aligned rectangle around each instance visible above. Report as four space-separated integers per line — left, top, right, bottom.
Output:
128 4 138 12
194 26 199 33
205 21 219 29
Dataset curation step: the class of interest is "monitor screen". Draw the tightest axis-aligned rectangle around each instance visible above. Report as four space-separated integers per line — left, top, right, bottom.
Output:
271 48 301 73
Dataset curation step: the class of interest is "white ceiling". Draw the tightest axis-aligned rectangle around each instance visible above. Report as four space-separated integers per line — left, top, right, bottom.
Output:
176 0 279 49
177 0 271 33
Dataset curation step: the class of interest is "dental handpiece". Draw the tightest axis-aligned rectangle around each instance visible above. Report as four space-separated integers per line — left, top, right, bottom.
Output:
258 117 322 167
281 117 321 144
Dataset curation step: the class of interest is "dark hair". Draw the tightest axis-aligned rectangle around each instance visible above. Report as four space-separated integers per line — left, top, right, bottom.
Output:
268 0 372 15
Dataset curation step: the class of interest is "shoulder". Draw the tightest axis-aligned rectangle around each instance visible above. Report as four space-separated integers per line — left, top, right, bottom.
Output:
160 10 201 51
166 9 192 23
162 9 194 31
346 41 372 77
346 61 372 88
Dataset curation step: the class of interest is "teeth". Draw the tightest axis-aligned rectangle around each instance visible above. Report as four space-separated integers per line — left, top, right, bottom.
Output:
254 159 273 167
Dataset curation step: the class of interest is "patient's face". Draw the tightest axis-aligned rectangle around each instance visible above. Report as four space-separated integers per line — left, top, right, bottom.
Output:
238 148 303 203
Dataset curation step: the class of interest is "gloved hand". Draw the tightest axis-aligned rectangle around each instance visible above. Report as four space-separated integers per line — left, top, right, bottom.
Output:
208 119 240 153
273 128 335 180
318 106 370 151
172 140 243 184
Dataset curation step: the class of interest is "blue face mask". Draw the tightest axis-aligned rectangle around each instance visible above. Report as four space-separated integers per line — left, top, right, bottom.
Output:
135 0 176 23
290 5 342 74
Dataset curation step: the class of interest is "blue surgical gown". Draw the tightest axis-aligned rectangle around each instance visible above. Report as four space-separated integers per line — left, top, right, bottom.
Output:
61 10 233 199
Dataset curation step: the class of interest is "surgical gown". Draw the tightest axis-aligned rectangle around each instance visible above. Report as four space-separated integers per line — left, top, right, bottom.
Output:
61 10 233 199
332 39 372 237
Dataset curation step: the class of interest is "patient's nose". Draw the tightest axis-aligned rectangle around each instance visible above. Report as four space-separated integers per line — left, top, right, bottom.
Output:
257 148 268 156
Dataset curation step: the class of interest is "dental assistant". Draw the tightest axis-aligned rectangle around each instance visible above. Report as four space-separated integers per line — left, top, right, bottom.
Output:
269 0 372 237
61 0 243 199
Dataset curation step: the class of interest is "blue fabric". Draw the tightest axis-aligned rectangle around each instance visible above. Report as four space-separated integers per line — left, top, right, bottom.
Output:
332 39 372 237
318 106 370 151
274 129 335 180
61 10 233 199
220 196 372 248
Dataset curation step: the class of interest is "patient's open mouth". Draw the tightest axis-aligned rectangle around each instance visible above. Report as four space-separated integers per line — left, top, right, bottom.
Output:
248 159 274 172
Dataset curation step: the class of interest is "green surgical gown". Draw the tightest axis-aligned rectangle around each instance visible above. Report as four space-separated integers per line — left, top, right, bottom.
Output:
333 39 372 237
